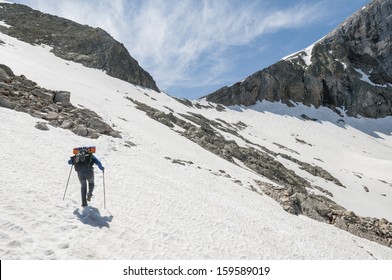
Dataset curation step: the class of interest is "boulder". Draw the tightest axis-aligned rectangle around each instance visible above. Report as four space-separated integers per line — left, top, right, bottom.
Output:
60 119 73 129
44 111 59 120
86 117 112 133
0 96 17 109
35 122 49 131
54 91 71 106
0 64 14 81
72 125 88 137
31 88 54 101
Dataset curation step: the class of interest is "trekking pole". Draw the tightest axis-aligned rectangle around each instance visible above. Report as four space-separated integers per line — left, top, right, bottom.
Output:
103 170 106 209
63 165 73 200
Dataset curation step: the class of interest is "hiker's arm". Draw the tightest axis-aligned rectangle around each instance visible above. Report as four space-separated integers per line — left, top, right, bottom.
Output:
93 156 105 171
68 156 74 165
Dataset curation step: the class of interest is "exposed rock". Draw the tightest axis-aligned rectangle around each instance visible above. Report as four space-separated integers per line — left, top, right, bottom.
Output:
86 117 112 134
44 111 59 120
109 130 122 138
31 89 54 101
60 119 73 129
0 68 10 81
0 64 14 81
0 64 121 139
257 180 392 248
0 95 17 109
72 125 88 137
0 2 159 92
174 97 194 108
54 91 71 106
124 140 137 147
301 114 318 121
0 82 12 91
279 153 345 187
35 122 49 131
215 104 226 112
206 0 392 118
129 97 392 248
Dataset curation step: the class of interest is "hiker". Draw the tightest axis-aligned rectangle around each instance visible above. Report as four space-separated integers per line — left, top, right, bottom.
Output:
68 148 105 207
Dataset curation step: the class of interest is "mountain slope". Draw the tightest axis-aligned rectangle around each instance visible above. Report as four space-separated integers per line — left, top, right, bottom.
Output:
0 2 159 92
1 30 392 259
0 2 392 259
206 0 392 118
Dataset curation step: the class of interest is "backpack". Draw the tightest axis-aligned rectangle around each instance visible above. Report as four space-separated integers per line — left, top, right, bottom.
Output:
74 149 92 164
72 149 93 171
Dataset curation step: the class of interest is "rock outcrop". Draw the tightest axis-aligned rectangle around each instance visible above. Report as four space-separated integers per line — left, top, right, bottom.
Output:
207 0 392 118
0 64 121 139
0 2 159 92
128 97 392 248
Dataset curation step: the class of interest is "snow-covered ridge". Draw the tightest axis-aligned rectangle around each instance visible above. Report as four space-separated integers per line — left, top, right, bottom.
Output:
282 36 326 67
282 43 314 67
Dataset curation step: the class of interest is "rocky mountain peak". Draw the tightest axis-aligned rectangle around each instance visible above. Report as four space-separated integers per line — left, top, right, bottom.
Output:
0 2 160 92
206 0 392 118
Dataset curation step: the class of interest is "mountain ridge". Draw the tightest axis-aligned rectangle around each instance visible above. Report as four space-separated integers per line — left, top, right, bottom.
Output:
0 2 160 92
0 1 392 259
206 0 392 119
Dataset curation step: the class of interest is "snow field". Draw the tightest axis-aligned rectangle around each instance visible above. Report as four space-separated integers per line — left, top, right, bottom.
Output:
1 30 392 259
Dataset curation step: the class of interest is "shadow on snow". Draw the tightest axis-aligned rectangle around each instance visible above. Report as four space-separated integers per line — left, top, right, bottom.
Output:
73 206 113 228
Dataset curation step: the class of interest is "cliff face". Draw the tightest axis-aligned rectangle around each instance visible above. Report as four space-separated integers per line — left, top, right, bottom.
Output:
207 0 392 118
0 3 160 92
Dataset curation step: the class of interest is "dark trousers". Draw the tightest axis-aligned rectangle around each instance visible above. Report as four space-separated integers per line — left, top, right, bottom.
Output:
77 170 94 205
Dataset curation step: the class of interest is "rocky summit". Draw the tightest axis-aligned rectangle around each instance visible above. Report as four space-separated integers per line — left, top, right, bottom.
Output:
0 2 159 92
206 0 392 118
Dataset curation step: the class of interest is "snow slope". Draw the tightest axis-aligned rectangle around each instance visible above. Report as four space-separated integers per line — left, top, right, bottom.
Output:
1 29 392 260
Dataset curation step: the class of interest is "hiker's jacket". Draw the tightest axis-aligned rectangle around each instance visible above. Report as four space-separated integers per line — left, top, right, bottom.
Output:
68 155 104 172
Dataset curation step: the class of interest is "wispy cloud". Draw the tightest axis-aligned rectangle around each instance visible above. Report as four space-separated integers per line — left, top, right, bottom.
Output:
13 0 325 95
123 0 324 91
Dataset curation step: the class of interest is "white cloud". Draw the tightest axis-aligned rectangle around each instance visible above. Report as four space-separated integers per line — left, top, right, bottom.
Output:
122 0 324 91
12 0 324 94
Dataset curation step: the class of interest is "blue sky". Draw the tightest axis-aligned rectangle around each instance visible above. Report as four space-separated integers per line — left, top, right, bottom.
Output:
11 0 370 99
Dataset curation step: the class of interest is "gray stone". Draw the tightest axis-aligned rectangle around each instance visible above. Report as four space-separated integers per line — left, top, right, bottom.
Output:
110 130 122 138
44 111 59 120
0 82 12 91
0 64 14 81
35 122 49 131
0 96 17 109
86 117 112 133
31 88 54 101
86 128 100 139
60 119 73 129
47 103 59 112
54 91 70 106
72 125 88 137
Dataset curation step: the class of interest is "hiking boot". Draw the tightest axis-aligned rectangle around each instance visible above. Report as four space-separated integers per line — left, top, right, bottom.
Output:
87 192 93 201
82 202 88 207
